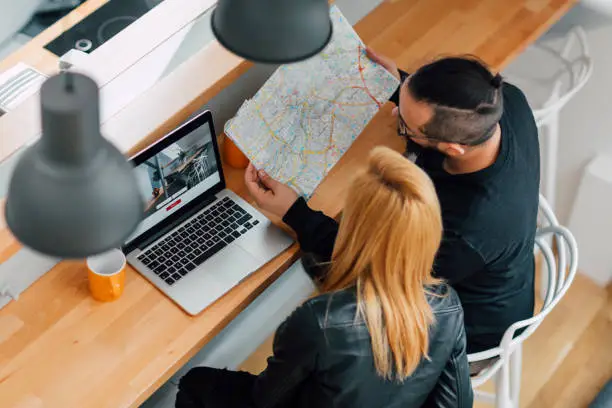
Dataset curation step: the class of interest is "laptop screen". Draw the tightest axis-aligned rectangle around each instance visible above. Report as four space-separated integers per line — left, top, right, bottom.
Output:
125 114 221 244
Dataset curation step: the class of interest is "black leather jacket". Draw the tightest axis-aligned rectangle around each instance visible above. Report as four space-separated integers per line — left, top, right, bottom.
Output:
245 199 473 407
251 284 472 408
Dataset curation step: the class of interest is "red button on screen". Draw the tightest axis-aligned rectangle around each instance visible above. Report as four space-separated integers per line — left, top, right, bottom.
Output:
166 199 182 211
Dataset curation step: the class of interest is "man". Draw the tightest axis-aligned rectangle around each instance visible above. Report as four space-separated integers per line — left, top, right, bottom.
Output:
244 50 540 367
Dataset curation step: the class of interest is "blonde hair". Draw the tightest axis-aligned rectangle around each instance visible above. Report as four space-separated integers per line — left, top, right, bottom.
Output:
321 146 443 381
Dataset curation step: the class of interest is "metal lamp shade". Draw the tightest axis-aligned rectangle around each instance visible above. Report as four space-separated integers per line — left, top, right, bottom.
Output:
5 73 143 258
211 0 333 63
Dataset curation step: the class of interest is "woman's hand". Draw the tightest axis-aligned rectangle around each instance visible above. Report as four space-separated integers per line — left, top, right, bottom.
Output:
366 47 400 80
244 163 299 218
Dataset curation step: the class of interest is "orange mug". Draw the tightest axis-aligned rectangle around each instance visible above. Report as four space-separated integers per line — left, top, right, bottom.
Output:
224 137 249 169
86 249 126 302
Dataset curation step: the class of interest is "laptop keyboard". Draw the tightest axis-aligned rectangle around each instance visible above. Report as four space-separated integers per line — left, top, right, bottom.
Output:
136 197 260 286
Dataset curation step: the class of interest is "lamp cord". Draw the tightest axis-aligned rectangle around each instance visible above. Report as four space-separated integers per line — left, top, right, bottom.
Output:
64 71 75 92
60 4 75 93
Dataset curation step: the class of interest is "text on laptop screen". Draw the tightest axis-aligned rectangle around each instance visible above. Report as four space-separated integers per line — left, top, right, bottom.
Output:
125 123 220 243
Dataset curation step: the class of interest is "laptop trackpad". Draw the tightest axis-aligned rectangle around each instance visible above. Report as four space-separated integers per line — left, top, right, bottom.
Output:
180 244 262 314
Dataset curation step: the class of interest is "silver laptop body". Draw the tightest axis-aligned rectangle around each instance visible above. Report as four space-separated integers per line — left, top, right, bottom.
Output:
123 110 293 315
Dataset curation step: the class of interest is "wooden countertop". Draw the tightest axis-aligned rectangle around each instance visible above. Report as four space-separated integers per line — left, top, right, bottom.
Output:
0 0 576 407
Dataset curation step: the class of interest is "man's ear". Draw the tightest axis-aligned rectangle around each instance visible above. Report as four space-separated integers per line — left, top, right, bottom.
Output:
438 142 466 157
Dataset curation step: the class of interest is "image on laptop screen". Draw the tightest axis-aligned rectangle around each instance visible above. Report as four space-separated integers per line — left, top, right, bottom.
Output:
126 122 220 243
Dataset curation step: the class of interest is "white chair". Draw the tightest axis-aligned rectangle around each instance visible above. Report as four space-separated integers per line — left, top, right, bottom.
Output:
503 26 593 211
469 194 579 408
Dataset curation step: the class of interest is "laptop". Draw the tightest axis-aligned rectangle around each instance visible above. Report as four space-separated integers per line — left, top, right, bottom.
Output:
123 110 294 315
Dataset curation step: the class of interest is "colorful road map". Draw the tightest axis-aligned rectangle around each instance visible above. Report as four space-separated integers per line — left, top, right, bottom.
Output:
225 5 400 197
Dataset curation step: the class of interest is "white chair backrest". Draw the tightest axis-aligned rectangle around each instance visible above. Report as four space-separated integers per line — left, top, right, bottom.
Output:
468 195 579 365
532 26 593 126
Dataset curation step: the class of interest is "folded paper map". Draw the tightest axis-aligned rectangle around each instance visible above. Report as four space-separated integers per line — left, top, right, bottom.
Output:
225 5 400 197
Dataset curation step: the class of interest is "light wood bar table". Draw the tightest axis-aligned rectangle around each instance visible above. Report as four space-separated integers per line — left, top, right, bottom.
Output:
0 0 576 407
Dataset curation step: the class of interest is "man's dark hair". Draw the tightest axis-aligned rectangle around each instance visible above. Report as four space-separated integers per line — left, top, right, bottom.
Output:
407 56 504 146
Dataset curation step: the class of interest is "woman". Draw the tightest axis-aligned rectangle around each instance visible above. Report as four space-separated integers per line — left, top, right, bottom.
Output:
176 147 472 408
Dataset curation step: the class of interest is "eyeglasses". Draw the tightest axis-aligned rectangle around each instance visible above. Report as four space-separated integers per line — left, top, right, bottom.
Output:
396 75 431 141
396 85 441 142
397 109 496 146
397 112 436 142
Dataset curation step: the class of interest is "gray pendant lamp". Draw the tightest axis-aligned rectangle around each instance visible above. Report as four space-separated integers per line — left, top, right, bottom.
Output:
4 72 143 258
211 0 333 63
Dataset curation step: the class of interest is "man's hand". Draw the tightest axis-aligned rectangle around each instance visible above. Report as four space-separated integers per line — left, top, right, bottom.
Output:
366 47 400 81
244 163 299 218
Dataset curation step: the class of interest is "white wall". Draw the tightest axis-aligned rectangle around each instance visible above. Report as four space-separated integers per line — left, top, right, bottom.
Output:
535 5 612 223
